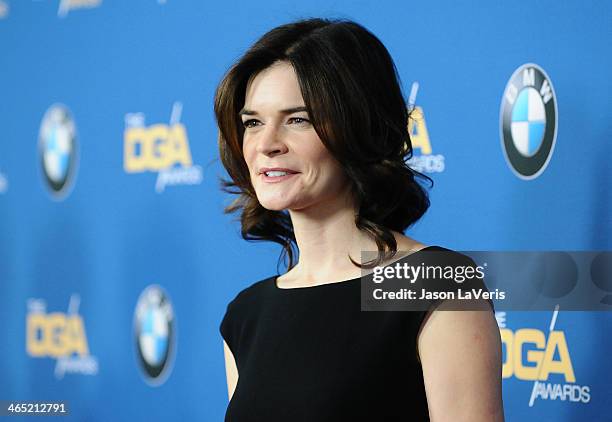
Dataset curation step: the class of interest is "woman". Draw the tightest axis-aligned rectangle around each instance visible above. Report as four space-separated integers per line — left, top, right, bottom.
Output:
216 18 503 421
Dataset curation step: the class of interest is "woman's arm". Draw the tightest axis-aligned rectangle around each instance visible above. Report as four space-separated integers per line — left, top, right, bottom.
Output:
223 340 239 401
417 301 504 421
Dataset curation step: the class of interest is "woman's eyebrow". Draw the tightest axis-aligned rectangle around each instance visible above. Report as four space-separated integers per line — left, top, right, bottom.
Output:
238 108 257 116
280 106 308 114
238 106 308 116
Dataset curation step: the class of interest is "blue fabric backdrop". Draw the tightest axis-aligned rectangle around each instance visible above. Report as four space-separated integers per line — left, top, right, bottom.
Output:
0 1 610 420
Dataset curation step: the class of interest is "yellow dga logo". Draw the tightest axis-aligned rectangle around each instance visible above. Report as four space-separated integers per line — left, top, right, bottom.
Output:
26 295 98 378
500 328 574 382
406 82 445 173
27 312 89 358
496 311 590 405
123 102 202 193
408 106 432 155
124 122 192 172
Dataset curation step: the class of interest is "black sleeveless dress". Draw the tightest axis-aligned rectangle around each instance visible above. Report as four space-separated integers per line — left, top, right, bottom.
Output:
219 246 488 421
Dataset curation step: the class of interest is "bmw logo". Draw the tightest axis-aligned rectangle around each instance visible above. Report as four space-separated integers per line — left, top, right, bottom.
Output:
38 104 78 198
134 285 176 386
500 64 558 179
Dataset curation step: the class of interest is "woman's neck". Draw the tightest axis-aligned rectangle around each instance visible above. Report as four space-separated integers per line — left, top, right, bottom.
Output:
282 193 424 286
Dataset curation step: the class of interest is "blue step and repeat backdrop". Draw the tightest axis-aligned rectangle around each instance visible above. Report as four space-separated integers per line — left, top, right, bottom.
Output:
0 1 610 421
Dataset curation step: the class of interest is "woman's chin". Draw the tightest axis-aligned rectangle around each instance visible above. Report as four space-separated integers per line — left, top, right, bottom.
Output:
257 198 293 212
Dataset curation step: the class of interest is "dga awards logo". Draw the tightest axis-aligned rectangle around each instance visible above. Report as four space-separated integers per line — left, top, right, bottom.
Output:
406 82 445 174
26 294 99 379
124 101 203 193
496 310 590 406
500 64 557 179
134 285 176 386
38 104 78 199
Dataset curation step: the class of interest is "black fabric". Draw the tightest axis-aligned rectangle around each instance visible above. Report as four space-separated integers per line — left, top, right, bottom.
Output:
219 246 489 421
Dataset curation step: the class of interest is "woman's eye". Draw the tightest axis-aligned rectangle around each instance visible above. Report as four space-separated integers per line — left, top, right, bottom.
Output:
288 117 310 125
242 119 260 129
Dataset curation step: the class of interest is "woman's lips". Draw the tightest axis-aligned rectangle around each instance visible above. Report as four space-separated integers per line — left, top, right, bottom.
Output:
260 172 299 183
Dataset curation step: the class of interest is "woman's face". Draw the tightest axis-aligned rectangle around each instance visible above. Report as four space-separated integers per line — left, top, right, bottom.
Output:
241 61 349 212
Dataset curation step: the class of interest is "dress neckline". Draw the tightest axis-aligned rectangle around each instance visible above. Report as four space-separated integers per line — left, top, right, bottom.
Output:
272 245 439 291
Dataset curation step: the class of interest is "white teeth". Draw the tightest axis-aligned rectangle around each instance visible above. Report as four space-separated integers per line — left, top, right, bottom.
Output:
265 171 289 177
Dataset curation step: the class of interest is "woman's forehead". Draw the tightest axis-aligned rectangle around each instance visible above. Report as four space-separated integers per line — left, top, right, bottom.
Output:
244 62 305 111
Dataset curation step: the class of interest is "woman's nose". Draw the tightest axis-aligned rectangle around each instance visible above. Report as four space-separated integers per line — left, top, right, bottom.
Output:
255 124 288 156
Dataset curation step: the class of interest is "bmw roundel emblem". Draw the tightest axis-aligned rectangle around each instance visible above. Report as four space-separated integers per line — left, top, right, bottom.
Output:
38 104 78 198
134 285 176 386
500 63 558 180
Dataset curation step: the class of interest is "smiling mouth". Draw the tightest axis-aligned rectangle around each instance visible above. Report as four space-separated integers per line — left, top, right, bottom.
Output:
260 172 299 183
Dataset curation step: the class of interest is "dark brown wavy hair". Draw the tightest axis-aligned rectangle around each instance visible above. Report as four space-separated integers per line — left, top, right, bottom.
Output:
214 18 432 271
